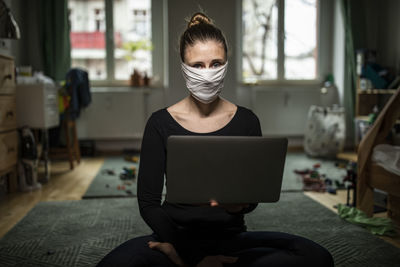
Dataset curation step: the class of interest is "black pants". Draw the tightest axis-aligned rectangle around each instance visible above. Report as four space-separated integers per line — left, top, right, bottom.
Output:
97 231 334 267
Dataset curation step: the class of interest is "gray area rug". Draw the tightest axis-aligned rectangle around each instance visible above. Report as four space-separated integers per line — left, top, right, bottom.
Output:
83 153 347 198
1 193 399 266
83 157 140 198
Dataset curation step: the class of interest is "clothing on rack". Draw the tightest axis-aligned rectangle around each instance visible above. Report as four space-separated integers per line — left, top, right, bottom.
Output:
65 68 91 120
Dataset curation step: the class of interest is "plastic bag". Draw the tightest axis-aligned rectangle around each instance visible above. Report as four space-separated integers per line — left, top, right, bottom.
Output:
304 105 346 158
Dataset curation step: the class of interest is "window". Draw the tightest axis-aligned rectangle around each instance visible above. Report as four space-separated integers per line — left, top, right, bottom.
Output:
242 0 318 83
69 0 152 83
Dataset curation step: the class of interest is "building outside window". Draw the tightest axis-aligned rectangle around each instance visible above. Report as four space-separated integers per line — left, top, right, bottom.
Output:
69 0 152 83
243 0 318 83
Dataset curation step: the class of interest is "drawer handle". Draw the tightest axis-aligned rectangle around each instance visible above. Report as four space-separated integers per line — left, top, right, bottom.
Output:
6 111 14 118
3 74 12 81
8 147 15 153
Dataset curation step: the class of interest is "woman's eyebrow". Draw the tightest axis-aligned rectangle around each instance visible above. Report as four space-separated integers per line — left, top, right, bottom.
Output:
187 61 205 67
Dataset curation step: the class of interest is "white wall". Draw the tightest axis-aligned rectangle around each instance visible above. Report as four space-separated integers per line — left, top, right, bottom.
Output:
252 86 323 136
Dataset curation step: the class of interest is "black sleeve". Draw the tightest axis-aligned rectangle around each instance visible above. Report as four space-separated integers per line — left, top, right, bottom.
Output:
137 114 205 265
249 112 262 137
137 114 178 240
240 111 263 214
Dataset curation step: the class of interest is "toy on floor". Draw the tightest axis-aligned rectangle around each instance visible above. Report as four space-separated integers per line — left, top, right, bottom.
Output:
120 166 137 180
341 161 357 207
125 155 139 163
101 169 116 176
294 163 327 192
325 178 337 194
117 185 126 190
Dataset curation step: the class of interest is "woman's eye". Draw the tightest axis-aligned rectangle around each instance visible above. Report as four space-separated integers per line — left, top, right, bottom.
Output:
212 62 222 68
192 64 203 68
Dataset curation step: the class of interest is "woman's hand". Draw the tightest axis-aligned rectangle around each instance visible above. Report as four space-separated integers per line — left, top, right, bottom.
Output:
196 255 238 267
209 199 249 213
148 241 187 266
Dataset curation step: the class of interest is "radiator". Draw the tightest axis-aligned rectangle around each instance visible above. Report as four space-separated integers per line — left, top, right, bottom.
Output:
77 87 164 139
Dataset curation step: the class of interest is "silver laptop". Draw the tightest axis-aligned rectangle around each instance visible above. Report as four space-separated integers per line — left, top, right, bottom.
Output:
166 136 288 204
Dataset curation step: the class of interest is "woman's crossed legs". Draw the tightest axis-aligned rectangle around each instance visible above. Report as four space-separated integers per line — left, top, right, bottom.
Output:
97 231 334 267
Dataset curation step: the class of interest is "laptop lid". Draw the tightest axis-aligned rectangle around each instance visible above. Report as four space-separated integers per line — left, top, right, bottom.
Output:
166 136 288 204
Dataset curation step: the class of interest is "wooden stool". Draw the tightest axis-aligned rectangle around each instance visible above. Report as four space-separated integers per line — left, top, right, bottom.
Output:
50 112 81 170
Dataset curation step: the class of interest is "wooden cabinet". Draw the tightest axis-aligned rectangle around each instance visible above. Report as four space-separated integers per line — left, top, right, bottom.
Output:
0 131 18 170
0 54 18 193
0 56 15 95
0 95 17 131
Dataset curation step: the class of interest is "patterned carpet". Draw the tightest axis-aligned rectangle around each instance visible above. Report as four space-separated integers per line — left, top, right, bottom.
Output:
1 193 399 266
82 157 140 198
282 152 347 192
82 153 347 198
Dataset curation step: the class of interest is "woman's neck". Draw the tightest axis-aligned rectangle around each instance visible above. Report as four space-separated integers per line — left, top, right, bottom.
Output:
187 95 222 117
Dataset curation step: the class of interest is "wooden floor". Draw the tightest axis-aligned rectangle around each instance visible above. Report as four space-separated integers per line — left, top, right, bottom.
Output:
305 191 400 248
0 158 104 238
0 157 399 248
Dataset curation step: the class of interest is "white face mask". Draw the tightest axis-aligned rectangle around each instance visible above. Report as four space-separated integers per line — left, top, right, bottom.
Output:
181 62 228 104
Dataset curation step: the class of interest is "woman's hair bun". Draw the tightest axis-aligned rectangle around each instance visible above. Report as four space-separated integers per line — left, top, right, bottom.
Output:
187 12 212 28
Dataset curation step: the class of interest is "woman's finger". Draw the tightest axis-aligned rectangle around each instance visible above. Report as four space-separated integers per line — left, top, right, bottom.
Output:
209 199 219 207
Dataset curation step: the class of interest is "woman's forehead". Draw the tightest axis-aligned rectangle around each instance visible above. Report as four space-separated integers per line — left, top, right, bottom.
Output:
185 40 226 61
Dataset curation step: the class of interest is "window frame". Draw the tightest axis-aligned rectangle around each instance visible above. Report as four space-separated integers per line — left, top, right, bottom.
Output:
239 0 331 87
70 0 165 87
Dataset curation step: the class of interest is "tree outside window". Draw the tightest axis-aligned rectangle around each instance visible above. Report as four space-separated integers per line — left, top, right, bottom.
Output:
243 0 318 83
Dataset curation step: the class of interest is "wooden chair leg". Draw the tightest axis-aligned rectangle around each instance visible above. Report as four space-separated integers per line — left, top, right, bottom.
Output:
65 120 74 170
72 121 81 164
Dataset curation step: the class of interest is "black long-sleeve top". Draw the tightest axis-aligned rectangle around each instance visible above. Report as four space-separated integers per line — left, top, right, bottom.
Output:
137 105 262 265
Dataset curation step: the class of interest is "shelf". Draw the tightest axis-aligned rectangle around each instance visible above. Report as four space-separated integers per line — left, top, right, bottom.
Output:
357 89 398 94
355 116 370 121
336 151 357 162
356 115 400 124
